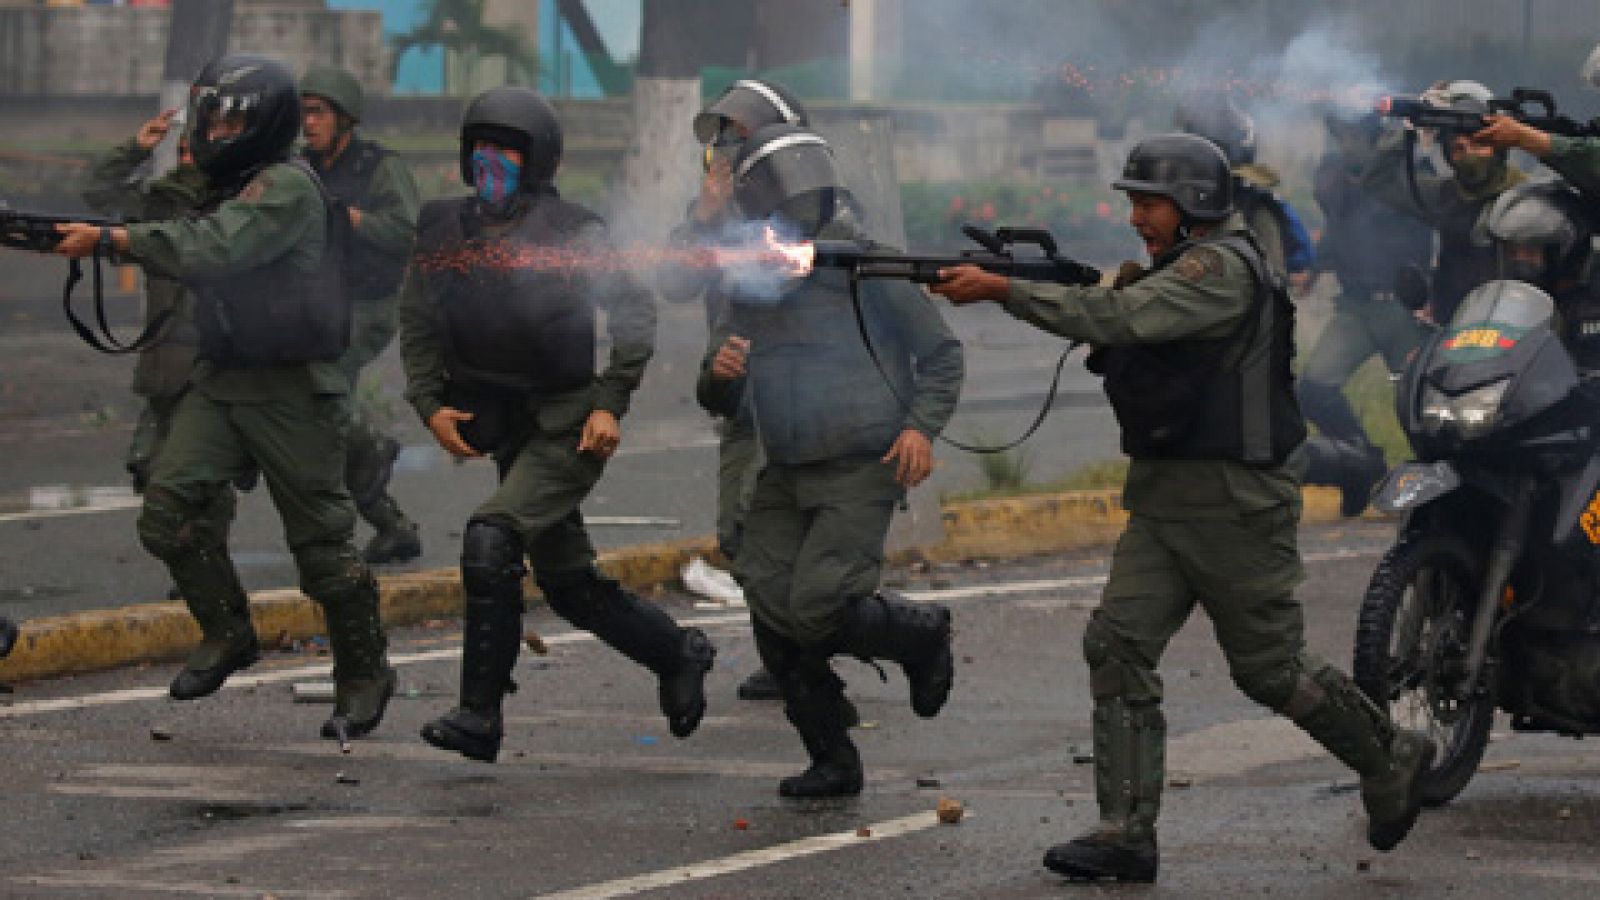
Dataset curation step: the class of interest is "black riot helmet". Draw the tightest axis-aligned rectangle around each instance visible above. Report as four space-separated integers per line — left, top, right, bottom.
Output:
694 79 809 144
188 54 301 182
732 124 851 236
459 86 563 186
1480 180 1593 289
1173 93 1257 165
1113 133 1234 222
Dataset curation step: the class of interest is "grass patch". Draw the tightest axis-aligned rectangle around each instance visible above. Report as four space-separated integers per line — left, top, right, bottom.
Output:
1342 358 1410 464
943 456 1129 503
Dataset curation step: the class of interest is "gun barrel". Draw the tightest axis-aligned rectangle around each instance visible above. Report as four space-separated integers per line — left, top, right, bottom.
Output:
1375 95 1487 133
810 240 1099 286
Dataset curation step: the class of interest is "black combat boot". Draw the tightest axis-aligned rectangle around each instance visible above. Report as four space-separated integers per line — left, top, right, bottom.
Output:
736 667 782 700
169 549 260 700
777 670 863 798
318 574 397 741
0 616 18 659
1286 664 1436 851
541 569 716 738
1043 699 1164 883
420 594 524 763
1295 434 1387 518
836 592 954 718
359 495 423 565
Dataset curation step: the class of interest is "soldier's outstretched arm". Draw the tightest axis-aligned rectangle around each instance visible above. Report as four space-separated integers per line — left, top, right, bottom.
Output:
121 166 320 280
997 245 1254 347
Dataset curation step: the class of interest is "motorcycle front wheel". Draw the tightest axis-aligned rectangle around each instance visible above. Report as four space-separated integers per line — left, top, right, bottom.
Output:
1354 532 1496 806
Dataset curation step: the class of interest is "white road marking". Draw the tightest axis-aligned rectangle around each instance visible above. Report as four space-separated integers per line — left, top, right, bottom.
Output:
0 486 142 524
0 550 1381 722
533 810 947 900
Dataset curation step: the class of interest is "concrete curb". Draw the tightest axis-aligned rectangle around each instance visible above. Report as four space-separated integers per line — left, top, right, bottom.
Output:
0 489 1353 684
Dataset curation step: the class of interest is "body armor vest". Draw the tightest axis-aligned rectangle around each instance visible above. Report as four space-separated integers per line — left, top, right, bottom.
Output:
191 161 351 367
305 138 406 303
740 265 913 466
414 192 601 393
1098 234 1306 465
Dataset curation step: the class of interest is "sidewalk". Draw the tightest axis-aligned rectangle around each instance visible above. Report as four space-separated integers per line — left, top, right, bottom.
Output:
0 487 1356 683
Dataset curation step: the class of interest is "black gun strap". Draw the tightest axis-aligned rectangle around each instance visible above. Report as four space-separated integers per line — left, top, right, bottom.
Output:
1402 129 1435 226
847 273 1073 455
61 249 171 355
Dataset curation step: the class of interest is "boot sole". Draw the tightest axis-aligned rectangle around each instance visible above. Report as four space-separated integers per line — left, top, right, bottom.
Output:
365 538 422 566
420 720 501 763
1368 740 1438 852
321 673 397 740
168 644 261 701
1043 860 1156 883
778 780 864 798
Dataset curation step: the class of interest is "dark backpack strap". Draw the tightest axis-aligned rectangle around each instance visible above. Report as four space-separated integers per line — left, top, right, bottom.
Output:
1203 233 1286 464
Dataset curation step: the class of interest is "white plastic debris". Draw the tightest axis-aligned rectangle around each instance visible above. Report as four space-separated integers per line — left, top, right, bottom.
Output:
682 557 746 608
292 681 337 704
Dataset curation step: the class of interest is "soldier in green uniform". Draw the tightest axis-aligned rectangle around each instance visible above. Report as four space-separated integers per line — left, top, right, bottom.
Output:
299 66 423 565
1295 111 1436 516
713 125 963 798
1473 112 1600 196
931 134 1435 882
80 108 213 495
53 55 395 741
402 87 714 765
1173 93 1313 281
1360 80 1523 325
658 78 812 702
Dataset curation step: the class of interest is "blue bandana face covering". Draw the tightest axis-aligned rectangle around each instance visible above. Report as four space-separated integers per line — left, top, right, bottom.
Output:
472 147 522 205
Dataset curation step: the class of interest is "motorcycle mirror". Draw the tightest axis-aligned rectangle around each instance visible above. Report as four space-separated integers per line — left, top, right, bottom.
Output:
1395 264 1432 311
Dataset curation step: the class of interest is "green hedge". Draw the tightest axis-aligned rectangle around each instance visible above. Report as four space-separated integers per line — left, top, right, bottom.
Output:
901 180 1139 260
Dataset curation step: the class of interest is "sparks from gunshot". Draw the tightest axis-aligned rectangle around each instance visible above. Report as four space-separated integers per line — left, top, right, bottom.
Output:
413 225 817 280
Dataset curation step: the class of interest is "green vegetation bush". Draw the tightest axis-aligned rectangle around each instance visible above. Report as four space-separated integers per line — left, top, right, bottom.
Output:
900 180 1138 260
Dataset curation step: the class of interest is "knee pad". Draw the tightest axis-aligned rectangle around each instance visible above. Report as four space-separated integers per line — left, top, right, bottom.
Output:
137 485 233 562
297 542 369 601
1232 652 1325 714
1082 615 1161 705
462 519 526 598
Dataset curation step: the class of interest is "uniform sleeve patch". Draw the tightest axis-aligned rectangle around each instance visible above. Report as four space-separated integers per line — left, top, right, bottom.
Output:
1173 246 1225 282
237 174 272 203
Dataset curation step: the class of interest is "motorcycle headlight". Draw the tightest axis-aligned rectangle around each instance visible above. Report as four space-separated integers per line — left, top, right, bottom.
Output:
1420 379 1511 440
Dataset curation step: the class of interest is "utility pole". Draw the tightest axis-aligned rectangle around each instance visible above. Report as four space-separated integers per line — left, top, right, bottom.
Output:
152 0 234 175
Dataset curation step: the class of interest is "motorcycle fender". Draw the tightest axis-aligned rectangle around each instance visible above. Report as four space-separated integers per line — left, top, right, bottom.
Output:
1553 452 1600 547
1372 462 1461 514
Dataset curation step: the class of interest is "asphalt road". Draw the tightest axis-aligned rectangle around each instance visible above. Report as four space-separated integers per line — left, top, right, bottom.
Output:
0 272 1122 620
3 520 1598 898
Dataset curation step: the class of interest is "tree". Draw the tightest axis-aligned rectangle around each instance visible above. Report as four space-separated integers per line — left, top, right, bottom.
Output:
613 0 711 242
391 0 541 93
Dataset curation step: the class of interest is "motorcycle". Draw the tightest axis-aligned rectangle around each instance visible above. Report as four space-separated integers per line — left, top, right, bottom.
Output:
1356 279 1600 805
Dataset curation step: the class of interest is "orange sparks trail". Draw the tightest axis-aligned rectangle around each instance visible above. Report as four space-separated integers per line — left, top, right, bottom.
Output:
415 225 817 279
